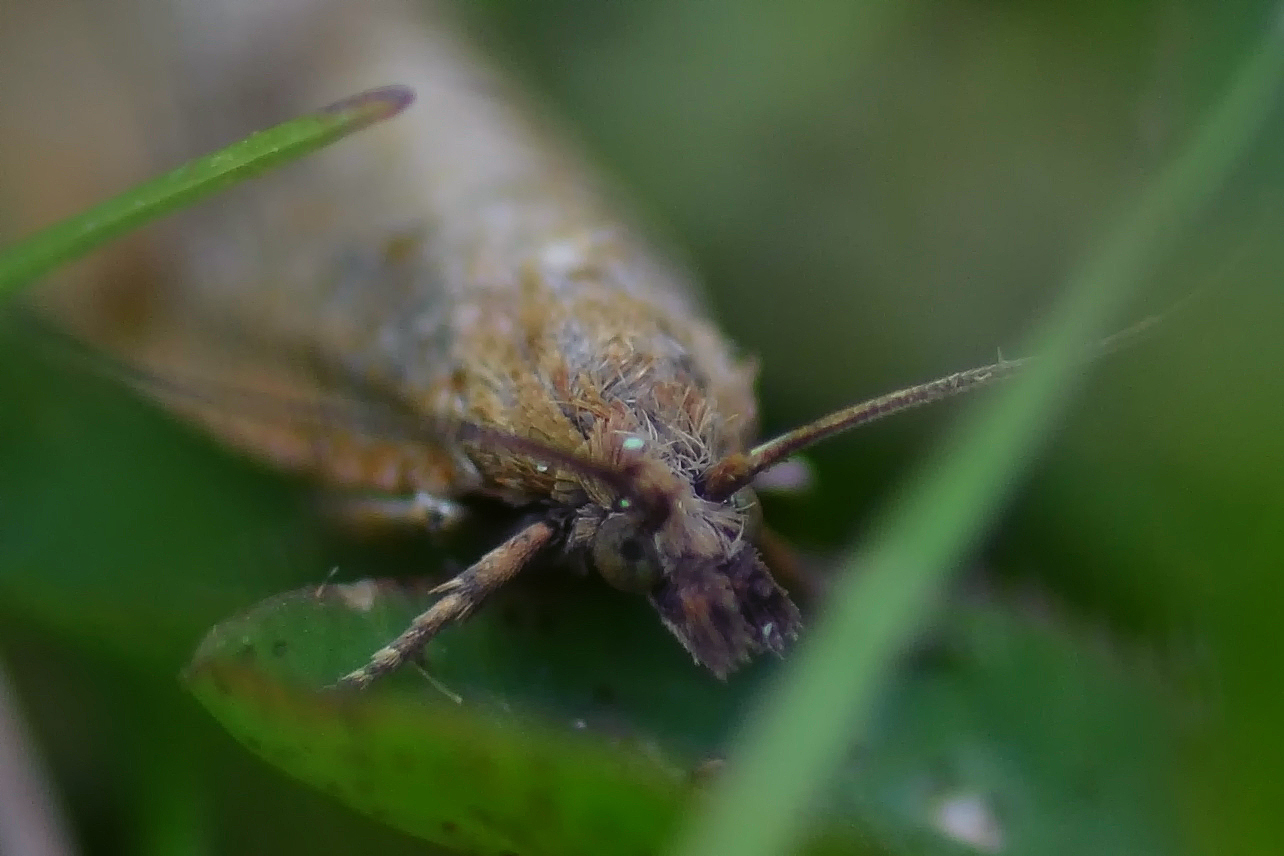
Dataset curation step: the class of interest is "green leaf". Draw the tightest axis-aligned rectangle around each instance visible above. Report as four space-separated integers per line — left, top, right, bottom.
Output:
0 85 413 296
185 576 785 856
186 575 1169 856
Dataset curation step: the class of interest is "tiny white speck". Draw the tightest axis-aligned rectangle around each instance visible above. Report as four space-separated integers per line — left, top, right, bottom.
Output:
337 580 379 612
933 792 1004 852
572 719 588 730
541 240 583 271
535 463 549 473
456 304 481 330
762 622 775 640
622 436 645 452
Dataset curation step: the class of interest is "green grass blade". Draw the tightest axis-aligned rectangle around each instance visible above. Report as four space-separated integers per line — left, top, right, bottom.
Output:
0 85 413 296
673 17 1284 856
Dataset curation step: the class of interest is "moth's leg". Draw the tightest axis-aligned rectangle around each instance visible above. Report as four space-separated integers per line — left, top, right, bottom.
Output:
337 520 558 689
757 525 824 608
325 491 469 535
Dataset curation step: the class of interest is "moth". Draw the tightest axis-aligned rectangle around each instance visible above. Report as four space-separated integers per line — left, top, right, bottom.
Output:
10 0 1153 687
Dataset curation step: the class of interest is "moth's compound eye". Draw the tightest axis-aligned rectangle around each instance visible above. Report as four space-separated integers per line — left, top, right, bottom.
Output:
731 487 763 542
592 513 662 594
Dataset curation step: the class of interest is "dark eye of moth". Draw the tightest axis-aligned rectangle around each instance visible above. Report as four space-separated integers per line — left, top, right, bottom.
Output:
618 537 645 563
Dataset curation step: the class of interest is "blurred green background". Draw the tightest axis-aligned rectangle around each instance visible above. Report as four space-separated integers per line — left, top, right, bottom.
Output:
2 0 1283 854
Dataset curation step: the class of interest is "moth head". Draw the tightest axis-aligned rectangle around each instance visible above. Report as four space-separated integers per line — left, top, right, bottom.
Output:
587 482 761 593
569 442 798 677
640 485 799 678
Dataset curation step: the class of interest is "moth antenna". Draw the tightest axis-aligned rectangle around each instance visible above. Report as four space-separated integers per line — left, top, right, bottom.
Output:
703 310 1164 501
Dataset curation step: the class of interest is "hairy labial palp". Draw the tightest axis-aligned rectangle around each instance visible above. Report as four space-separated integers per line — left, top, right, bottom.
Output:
19 0 1160 687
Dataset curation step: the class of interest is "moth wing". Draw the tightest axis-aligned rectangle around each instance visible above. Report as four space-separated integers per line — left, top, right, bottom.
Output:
13 304 471 499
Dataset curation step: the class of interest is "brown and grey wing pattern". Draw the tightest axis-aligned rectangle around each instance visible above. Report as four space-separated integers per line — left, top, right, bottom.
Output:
9 0 758 503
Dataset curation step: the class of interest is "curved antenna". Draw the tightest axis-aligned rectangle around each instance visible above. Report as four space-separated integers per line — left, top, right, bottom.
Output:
702 311 1163 501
